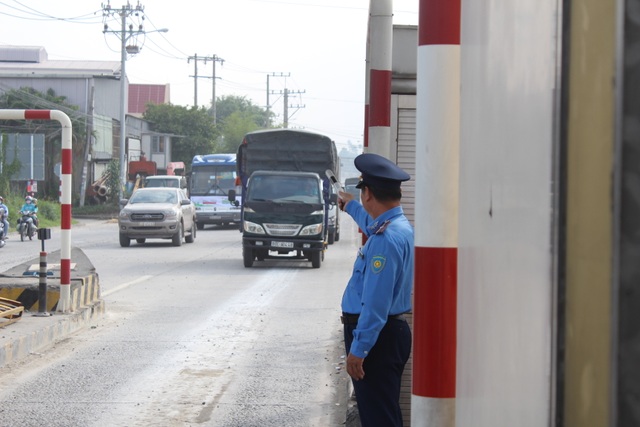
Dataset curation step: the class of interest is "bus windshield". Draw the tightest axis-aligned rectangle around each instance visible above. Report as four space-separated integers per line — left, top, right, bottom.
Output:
190 165 238 196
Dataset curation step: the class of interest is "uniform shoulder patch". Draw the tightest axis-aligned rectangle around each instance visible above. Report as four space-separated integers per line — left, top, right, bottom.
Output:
371 255 386 274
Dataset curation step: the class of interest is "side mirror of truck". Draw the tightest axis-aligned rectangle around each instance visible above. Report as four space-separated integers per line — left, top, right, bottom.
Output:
228 189 236 203
329 193 338 204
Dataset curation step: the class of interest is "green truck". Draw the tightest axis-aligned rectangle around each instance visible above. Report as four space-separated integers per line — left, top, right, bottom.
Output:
233 129 340 268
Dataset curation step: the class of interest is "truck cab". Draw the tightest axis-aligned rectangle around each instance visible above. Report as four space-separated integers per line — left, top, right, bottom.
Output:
240 171 326 268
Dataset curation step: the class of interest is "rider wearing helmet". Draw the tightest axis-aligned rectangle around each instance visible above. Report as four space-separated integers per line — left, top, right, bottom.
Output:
0 196 9 240
17 195 38 230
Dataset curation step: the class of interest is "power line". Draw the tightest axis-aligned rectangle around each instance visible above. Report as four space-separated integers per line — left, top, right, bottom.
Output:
0 1 102 22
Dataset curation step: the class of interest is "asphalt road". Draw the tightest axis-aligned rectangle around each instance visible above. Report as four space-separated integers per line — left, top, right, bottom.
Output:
0 215 359 426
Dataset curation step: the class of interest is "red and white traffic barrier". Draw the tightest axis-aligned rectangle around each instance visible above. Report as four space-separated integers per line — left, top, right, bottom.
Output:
412 0 461 426
0 109 73 312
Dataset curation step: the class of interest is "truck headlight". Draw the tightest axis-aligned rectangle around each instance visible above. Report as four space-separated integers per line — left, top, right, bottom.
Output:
244 220 266 234
119 210 130 219
300 223 323 236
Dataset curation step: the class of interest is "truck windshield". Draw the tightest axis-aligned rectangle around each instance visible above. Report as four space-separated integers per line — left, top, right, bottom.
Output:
248 175 321 203
191 165 238 196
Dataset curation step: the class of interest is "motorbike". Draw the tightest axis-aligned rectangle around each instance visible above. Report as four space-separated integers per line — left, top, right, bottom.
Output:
17 211 37 242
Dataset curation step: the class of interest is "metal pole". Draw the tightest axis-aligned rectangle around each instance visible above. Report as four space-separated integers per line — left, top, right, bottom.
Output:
212 56 217 125
283 88 288 128
194 53 198 107
35 227 52 316
119 7 127 199
37 251 48 315
266 74 271 127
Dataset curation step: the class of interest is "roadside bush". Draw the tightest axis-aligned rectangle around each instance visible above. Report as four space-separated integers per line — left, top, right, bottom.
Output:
3 193 59 228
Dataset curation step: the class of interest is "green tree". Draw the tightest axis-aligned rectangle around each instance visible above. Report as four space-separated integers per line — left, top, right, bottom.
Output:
143 104 218 166
0 87 87 199
217 110 261 153
213 95 274 152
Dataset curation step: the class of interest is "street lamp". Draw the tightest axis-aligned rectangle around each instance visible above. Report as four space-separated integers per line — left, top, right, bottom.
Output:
117 22 168 197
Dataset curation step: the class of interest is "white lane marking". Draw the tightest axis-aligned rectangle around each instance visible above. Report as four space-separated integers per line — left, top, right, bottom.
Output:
101 275 153 297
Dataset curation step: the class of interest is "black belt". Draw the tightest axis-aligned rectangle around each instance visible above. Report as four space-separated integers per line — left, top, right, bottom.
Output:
340 313 406 325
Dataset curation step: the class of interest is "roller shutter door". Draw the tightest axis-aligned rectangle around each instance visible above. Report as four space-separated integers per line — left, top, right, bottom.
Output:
396 108 416 225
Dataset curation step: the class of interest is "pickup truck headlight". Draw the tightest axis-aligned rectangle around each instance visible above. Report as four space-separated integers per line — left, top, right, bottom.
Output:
163 209 179 219
300 223 323 236
244 220 266 234
119 210 130 219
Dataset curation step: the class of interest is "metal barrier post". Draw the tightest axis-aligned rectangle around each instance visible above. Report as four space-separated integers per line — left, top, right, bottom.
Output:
34 228 52 317
0 109 73 312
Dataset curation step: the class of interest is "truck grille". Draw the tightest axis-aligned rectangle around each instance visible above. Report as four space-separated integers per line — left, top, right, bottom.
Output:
131 213 165 221
264 223 301 236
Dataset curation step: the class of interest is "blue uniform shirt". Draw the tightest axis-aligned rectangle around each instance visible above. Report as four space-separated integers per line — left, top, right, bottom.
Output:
342 201 414 358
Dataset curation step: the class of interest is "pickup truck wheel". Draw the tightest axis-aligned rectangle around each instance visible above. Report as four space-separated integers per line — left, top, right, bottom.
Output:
185 221 196 243
335 228 340 242
172 223 183 246
136 238 146 244
119 234 130 247
243 247 254 267
311 250 322 268
328 231 335 245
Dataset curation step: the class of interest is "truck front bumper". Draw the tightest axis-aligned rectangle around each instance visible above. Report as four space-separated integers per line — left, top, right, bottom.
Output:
242 236 325 253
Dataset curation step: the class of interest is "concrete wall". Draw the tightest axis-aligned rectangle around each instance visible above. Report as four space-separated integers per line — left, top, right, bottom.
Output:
456 1 560 425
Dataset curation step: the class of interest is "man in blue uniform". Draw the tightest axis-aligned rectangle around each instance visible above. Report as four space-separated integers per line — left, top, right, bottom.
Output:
338 153 414 427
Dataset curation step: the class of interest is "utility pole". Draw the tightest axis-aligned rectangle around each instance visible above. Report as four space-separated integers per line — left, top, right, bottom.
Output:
102 1 146 197
211 55 224 125
102 2 167 197
189 54 199 107
188 54 223 116
270 88 305 128
266 72 289 127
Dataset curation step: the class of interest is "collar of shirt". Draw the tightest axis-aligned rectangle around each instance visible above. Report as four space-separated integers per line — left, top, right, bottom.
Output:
366 206 404 235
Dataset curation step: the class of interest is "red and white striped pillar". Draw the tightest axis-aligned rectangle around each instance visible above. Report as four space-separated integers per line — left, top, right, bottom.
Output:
366 0 393 158
363 14 370 151
0 109 73 312
412 0 461 426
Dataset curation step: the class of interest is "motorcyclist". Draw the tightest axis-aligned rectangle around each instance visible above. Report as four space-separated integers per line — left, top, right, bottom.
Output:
17 195 38 232
0 196 8 240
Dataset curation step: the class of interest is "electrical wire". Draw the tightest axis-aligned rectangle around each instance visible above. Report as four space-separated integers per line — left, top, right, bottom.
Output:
0 1 102 22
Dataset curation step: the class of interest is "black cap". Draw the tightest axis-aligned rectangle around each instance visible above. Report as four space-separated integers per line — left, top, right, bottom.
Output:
354 153 410 190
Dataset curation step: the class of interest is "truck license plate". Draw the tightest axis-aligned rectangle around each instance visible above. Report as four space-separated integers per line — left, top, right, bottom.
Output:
142 222 155 227
272 241 293 248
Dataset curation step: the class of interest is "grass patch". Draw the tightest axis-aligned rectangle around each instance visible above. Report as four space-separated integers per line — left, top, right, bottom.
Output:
2 193 119 229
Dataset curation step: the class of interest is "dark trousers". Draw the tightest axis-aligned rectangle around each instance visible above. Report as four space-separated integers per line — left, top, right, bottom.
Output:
344 318 412 427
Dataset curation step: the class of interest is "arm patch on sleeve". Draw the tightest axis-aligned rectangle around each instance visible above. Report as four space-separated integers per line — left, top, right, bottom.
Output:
371 255 386 274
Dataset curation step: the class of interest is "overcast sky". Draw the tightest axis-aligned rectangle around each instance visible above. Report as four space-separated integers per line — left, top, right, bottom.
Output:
0 0 418 151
